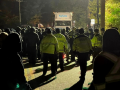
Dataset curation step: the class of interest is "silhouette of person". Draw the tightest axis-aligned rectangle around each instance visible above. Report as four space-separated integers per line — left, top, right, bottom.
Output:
0 32 32 90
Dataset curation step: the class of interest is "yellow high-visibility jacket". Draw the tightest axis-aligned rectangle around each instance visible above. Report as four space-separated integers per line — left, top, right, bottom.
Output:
72 34 92 53
40 34 59 54
91 34 102 48
54 33 68 53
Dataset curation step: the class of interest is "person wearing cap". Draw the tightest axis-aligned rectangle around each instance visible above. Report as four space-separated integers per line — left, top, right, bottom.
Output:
0 32 32 90
54 28 68 71
101 28 105 36
25 27 40 65
91 29 102 63
88 28 120 90
40 27 59 76
72 28 92 89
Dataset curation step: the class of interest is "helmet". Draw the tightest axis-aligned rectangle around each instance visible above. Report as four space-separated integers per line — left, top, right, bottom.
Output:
55 28 60 33
89 28 93 32
103 28 120 53
94 29 99 33
45 27 52 34
79 28 84 34
29 28 35 32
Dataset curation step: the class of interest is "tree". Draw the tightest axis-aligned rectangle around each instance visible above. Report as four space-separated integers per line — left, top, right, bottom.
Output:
0 0 19 28
105 0 120 32
88 0 101 29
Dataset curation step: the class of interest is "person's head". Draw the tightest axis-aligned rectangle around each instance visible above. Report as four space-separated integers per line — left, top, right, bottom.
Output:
45 27 52 34
2 32 21 53
21 28 25 35
79 28 84 34
66 27 70 32
29 28 35 33
88 28 93 33
101 28 105 35
103 28 120 54
16 26 21 34
4 28 11 35
62 29 66 34
27 25 31 30
55 28 60 33
94 29 99 35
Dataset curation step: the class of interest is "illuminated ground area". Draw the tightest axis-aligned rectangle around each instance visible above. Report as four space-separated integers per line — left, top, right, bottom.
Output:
23 56 93 90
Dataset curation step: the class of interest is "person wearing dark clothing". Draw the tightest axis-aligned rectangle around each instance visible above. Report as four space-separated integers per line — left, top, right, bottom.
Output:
37 29 43 60
40 27 59 76
88 29 120 90
72 28 92 90
21 28 27 57
4 28 11 35
101 28 105 36
25 28 40 65
16 26 23 58
88 28 94 39
0 32 32 90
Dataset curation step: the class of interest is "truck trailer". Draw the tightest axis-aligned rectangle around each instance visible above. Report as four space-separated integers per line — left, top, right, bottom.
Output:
53 12 73 29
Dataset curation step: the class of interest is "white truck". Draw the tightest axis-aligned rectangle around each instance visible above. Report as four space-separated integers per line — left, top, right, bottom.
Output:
53 12 73 29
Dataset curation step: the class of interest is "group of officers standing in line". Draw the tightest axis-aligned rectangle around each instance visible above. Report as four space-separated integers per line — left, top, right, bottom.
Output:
0 26 120 90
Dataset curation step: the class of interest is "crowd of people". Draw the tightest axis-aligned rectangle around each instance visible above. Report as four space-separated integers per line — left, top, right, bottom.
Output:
0 26 120 90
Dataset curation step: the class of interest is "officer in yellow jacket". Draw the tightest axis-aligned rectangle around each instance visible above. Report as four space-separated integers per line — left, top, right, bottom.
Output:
91 29 102 63
88 28 120 90
54 28 68 71
40 27 59 76
72 28 92 90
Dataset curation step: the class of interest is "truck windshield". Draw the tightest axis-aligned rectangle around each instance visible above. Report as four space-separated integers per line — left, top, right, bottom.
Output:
55 21 71 26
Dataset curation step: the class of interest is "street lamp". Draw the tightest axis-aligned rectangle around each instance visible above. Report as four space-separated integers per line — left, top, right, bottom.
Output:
16 0 23 25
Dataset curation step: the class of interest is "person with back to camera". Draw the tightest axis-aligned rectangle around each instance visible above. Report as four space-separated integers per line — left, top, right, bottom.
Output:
0 32 32 90
88 28 120 90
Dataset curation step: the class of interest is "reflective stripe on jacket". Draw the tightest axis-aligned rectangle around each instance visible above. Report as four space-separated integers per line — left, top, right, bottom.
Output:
93 51 120 90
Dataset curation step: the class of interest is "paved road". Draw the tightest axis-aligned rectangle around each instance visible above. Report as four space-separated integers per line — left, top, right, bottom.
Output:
22 56 93 90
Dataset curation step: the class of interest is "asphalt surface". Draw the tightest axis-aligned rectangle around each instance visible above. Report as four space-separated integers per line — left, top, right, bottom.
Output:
22 56 93 90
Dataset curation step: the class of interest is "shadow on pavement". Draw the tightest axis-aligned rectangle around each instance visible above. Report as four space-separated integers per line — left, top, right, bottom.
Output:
33 62 76 74
28 74 56 89
23 63 43 69
64 80 89 90
87 63 93 71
